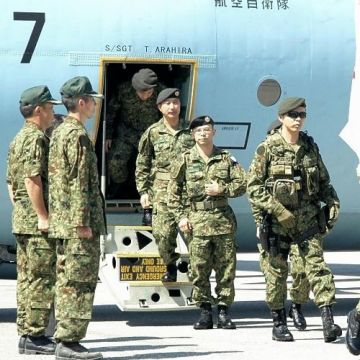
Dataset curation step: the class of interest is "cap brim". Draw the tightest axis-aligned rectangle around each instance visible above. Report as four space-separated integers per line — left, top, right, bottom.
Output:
87 93 104 99
48 99 62 105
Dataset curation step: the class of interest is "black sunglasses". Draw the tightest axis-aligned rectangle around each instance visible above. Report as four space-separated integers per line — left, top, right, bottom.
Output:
286 111 307 119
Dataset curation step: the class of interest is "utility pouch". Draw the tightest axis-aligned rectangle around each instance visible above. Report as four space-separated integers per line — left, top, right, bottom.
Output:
317 206 327 234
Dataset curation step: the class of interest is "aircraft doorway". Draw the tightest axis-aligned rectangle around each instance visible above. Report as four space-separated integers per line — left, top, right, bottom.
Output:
95 58 197 211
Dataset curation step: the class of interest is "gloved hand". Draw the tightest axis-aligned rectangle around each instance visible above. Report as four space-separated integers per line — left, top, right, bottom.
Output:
273 203 296 229
327 202 340 228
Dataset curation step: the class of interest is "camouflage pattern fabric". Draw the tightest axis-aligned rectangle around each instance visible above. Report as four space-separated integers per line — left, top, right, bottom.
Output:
357 300 360 314
168 145 247 305
190 234 236 306
7 121 56 336
48 116 106 342
289 243 310 304
48 117 106 238
107 82 164 184
136 118 194 265
6 122 49 235
168 146 247 236
248 129 339 310
54 237 100 342
16 234 56 336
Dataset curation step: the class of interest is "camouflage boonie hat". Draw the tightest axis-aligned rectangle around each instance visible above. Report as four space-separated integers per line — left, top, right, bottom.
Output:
190 115 215 130
132 68 158 91
156 88 180 105
20 85 61 106
60 76 103 98
278 97 306 115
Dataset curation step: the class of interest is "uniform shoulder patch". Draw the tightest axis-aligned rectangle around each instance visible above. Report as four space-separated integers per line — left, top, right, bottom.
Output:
256 144 266 156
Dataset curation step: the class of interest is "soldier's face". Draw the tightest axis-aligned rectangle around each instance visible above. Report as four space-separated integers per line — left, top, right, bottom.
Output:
39 103 55 129
192 125 215 145
158 98 181 119
279 106 306 133
136 89 154 101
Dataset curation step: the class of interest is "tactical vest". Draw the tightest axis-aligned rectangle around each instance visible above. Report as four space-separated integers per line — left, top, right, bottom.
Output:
265 131 320 209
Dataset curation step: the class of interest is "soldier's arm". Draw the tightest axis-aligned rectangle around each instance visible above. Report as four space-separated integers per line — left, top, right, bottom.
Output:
135 129 154 196
106 85 123 140
219 156 247 198
6 148 15 205
23 137 48 230
316 147 340 207
247 142 286 222
168 155 188 223
7 184 14 205
66 132 92 229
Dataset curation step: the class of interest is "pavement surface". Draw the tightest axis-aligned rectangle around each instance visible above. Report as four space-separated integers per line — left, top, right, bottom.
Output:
0 251 359 359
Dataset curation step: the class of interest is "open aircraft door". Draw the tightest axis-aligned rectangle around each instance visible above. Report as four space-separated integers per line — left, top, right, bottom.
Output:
94 57 197 311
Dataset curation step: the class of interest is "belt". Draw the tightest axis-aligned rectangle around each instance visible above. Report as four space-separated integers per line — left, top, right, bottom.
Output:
191 199 228 211
293 224 320 243
155 172 171 181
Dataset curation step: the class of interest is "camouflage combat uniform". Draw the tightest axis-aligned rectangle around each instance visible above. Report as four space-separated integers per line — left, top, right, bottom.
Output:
135 118 194 265
247 129 339 310
168 146 247 306
106 82 163 184
6 122 56 337
48 117 106 342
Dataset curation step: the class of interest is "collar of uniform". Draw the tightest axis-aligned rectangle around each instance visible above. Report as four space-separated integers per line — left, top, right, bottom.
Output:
25 120 42 131
158 117 189 133
191 145 223 161
64 115 86 129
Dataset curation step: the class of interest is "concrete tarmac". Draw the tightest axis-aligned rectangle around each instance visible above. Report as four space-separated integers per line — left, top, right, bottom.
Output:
0 251 359 359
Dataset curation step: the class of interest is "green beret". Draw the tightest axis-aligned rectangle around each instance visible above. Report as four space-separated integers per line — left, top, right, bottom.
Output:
20 85 61 106
156 88 180 105
60 76 103 98
278 97 306 115
132 68 158 91
190 115 215 130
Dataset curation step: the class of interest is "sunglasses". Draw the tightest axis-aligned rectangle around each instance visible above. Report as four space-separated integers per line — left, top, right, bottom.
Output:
286 111 307 119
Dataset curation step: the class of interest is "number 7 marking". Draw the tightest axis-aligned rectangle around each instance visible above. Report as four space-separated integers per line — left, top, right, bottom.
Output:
13 12 45 63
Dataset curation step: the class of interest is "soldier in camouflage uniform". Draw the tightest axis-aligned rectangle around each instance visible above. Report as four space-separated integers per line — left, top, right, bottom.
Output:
6 85 61 355
247 97 341 342
346 301 360 355
136 88 194 282
168 116 247 329
266 119 309 331
48 76 106 360
106 68 163 198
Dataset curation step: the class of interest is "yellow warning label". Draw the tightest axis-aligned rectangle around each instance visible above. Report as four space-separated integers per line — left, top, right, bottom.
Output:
119 256 167 281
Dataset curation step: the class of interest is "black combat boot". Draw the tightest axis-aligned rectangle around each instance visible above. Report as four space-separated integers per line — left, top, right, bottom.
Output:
320 305 342 342
271 309 294 341
345 308 360 355
18 335 27 354
289 302 307 330
162 263 177 282
55 342 103 360
217 305 236 329
194 303 213 329
24 335 56 355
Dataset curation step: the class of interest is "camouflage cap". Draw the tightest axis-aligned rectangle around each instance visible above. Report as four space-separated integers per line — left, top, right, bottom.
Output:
60 76 103 98
20 85 61 106
190 115 215 130
156 88 180 105
132 68 158 91
278 97 306 115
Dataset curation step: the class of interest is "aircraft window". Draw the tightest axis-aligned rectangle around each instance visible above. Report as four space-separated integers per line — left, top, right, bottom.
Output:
94 58 197 210
257 79 281 107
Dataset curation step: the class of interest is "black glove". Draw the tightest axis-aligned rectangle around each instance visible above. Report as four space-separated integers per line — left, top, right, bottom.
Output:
142 208 152 226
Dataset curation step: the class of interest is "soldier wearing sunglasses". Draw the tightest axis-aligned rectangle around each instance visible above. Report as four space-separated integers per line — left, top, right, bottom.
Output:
247 97 341 343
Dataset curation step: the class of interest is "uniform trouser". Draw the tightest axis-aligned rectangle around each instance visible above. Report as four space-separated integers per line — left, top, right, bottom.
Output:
289 243 311 304
54 236 100 342
190 234 236 307
152 210 179 266
16 234 56 336
259 234 336 310
107 137 135 184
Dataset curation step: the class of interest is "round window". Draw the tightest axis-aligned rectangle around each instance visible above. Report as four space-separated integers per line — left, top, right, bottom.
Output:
257 78 281 107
